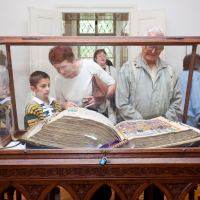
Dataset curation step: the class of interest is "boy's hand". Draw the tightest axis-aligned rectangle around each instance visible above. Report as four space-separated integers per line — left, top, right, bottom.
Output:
52 112 60 117
62 101 79 110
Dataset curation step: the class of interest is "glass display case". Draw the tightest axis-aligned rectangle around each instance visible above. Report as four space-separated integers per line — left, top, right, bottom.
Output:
0 36 200 200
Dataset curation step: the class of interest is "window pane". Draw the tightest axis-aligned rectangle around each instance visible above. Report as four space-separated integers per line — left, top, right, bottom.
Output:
98 20 113 33
80 46 95 58
80 20 95 34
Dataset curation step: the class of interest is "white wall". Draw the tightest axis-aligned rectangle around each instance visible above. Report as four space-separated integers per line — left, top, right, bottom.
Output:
0 0 200 129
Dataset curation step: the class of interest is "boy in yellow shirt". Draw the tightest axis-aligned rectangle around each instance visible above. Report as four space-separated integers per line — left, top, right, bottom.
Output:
24 71 62 130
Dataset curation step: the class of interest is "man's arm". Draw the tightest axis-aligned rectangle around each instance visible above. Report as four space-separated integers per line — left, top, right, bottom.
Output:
116 64 143 121
164 69 182 121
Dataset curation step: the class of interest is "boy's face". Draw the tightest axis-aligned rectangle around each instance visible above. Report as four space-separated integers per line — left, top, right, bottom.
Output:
31 78 50 100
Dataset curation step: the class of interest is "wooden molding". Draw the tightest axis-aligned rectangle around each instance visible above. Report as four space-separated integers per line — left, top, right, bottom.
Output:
1 36 200 46
0 167 200 179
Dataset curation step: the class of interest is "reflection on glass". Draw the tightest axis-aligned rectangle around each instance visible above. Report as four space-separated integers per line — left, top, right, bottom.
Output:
8 35 200 150
0 50 12 142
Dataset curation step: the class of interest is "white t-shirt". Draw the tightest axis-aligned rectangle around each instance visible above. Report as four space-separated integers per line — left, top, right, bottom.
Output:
55 60 115 106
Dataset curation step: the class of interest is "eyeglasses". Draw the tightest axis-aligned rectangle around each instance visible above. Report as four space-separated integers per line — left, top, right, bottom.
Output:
145 45 164 52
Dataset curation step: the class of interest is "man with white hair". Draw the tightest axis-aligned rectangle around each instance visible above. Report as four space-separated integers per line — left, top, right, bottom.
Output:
116 27 182 122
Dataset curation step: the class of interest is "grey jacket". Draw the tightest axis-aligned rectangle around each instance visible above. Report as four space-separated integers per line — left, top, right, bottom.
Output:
116 53 182 121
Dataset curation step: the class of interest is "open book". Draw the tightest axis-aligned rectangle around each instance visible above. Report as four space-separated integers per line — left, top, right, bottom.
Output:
20 107 200 149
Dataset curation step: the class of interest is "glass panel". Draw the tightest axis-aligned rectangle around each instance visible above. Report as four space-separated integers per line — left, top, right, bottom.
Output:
97 46 113 57
96 46 114 66
62 13 66 35
63 12 128 36
7 44 200 150
79 46 114 64
120 46 128 67
80 13 95 20
79 20 95 34
121 21 129 36
98 20 114 33
80 46 95 58
0 45 13 144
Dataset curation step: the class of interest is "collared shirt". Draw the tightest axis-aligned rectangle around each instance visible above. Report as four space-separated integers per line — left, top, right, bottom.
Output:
116 53 182 121
32 96 55 119
142 57 158 85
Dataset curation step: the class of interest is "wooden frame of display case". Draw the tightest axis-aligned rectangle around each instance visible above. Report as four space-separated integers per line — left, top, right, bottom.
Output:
0 36 200 200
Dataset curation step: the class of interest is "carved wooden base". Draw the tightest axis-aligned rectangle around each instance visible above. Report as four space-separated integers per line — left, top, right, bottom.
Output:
1 149 200 200
0 179 199 200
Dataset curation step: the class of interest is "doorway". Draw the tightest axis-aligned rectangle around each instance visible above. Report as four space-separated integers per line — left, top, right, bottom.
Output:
62 12 129 69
